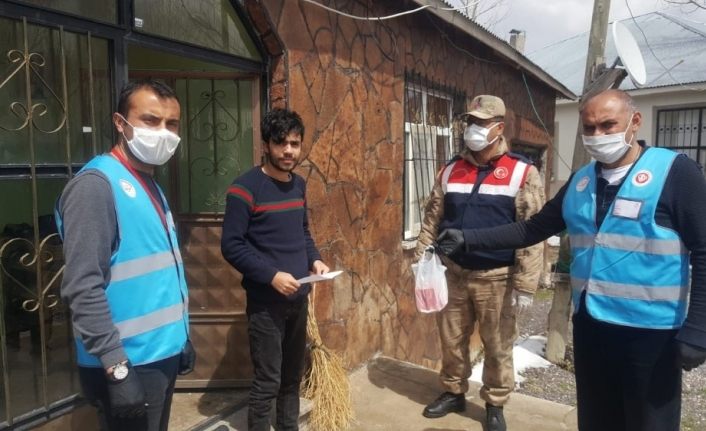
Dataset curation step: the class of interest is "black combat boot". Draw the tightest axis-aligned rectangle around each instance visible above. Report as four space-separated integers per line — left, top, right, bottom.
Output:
486 403 507 431
422 392 466 418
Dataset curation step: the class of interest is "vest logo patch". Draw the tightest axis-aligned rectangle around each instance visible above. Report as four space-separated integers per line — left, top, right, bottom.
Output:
576 176 590 192
493 166 509 179
119 179 137 198
632 170 652 187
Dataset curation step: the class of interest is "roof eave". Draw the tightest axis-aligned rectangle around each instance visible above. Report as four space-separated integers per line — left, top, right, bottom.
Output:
412 0 577 100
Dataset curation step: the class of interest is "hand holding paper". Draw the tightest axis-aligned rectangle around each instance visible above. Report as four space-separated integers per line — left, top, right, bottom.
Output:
296 270 343 284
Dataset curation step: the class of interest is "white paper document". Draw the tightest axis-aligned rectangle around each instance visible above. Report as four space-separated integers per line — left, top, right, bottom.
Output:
296 270 343 284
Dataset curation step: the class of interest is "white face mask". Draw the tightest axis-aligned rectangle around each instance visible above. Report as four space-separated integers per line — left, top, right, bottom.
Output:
464 123 500 152
581 116 634 164
119 115 181 166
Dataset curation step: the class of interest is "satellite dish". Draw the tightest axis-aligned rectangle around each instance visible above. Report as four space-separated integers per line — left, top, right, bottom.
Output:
612 21 647 87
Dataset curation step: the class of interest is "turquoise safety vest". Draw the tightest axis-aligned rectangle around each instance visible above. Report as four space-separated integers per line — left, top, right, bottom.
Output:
563 147 689 329
57 155 188 366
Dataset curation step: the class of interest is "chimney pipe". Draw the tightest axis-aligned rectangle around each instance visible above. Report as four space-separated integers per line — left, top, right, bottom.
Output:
509 29 526 53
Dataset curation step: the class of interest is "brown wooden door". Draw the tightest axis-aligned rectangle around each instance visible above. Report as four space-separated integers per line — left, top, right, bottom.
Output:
177 217 252 388
130 72 260 388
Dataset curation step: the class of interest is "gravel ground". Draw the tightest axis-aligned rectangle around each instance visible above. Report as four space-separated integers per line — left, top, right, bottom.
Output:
515 286 706 431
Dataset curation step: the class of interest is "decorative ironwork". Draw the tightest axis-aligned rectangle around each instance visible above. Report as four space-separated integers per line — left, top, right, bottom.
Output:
0 17 83 425
188 89 241 177
0 234 63 313
0 48 67 134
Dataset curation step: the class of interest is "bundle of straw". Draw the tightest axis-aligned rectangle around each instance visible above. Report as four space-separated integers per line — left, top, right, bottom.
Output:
301 286 353 431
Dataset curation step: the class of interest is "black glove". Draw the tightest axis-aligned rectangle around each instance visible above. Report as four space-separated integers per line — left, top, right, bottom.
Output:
178 339 196 375
107 364 147 418
676 341 706 371
436 228 465 256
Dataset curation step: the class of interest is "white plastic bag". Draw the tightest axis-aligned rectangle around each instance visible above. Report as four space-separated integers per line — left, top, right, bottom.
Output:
411 246 448 313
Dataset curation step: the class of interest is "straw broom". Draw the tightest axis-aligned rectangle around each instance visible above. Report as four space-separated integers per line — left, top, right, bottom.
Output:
302 284 353 431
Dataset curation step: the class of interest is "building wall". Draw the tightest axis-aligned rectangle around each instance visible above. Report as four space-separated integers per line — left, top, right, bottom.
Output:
246 0 557 370
550 85 706 197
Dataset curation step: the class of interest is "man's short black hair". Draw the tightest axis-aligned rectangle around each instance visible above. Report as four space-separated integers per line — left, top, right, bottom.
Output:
116 79 179 118
261 108 305 144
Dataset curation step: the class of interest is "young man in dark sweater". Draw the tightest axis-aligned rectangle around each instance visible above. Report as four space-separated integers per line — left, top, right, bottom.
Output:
221 108 329 431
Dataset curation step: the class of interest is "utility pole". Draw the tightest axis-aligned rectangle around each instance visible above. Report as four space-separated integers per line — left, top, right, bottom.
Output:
571 0 613 169
546 0 628 365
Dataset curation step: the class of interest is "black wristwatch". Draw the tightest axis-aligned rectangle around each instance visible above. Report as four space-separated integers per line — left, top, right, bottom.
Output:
107 361 129 381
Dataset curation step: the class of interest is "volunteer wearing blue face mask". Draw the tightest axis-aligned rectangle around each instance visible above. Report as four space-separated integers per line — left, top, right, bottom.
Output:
417 95 545 431
56 80 194 431
439 89 706 431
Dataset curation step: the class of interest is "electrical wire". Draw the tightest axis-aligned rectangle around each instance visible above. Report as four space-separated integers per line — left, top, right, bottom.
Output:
300 0 480 21
302 0 572 172
425 11 571 171
521 72 574 172
624 0 706 91
424 13 500 64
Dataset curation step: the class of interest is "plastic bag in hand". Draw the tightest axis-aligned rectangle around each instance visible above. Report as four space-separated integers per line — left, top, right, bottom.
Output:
411 246 448 313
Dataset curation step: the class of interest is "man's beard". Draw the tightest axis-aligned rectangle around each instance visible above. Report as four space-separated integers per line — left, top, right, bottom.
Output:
267 152 298 172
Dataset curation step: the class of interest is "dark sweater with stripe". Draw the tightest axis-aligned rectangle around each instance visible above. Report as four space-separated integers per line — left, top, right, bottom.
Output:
221 166 321 303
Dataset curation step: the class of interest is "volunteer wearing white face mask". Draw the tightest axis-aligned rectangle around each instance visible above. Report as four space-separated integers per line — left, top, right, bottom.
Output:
442 89 706 431
56 80 194 431
417 95 545 431
116 113 181 166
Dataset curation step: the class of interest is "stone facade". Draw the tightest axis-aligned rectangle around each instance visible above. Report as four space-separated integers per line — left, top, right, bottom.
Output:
244 0 556 370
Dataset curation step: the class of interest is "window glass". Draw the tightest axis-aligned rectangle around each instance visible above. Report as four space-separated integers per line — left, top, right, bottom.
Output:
152 77 254 215
403 83 456 239
0 178 79 419
17 0 117 23
0 15 111 422
175 78 253 214
0 18 113 166
655 107 705 169
133 0 261 61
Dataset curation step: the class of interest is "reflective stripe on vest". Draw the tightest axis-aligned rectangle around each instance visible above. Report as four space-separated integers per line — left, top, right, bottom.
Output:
441 156 528 197
569 233 686 255
59 155 188 366
110 251 183 283
563 147 689 329
438 154 529 269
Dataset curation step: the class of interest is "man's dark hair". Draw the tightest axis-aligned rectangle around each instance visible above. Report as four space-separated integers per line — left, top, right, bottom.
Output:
116 79 179 117
261 108 305 144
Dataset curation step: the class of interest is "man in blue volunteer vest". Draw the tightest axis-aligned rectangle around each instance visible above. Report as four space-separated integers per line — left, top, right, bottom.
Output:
438 89 706 431
417 95 545 431
221 108 329 430
56 80 193 431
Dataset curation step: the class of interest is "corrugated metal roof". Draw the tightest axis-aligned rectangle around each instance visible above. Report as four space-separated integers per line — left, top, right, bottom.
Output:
528 12 706 95
412 0 576 99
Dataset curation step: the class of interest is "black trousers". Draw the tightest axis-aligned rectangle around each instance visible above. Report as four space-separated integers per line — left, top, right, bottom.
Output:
78 355 180 431
246 298 308 431
573 300 681 431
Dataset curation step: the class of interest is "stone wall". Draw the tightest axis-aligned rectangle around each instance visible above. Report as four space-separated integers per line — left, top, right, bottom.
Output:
244 0 556 370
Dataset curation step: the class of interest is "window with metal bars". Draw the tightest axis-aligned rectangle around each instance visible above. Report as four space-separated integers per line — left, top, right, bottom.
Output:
655 107 706 168
403 76 463 240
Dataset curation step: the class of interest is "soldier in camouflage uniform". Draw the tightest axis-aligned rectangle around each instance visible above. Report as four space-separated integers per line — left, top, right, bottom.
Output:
417 95 544 431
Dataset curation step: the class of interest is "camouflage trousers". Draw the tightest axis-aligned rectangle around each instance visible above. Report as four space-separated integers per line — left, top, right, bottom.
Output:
436 257 517 406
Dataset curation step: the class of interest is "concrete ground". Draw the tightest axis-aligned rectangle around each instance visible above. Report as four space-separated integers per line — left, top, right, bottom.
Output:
349 356 577 431
179 356 577 431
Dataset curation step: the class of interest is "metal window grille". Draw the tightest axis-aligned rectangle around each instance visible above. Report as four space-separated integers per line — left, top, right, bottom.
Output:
403 73 464 240
655 107 706 168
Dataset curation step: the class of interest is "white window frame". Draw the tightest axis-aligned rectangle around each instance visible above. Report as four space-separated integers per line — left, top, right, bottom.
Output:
403 84 454 240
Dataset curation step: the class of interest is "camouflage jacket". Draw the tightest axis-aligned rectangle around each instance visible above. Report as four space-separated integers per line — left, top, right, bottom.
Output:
415 136 545 294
